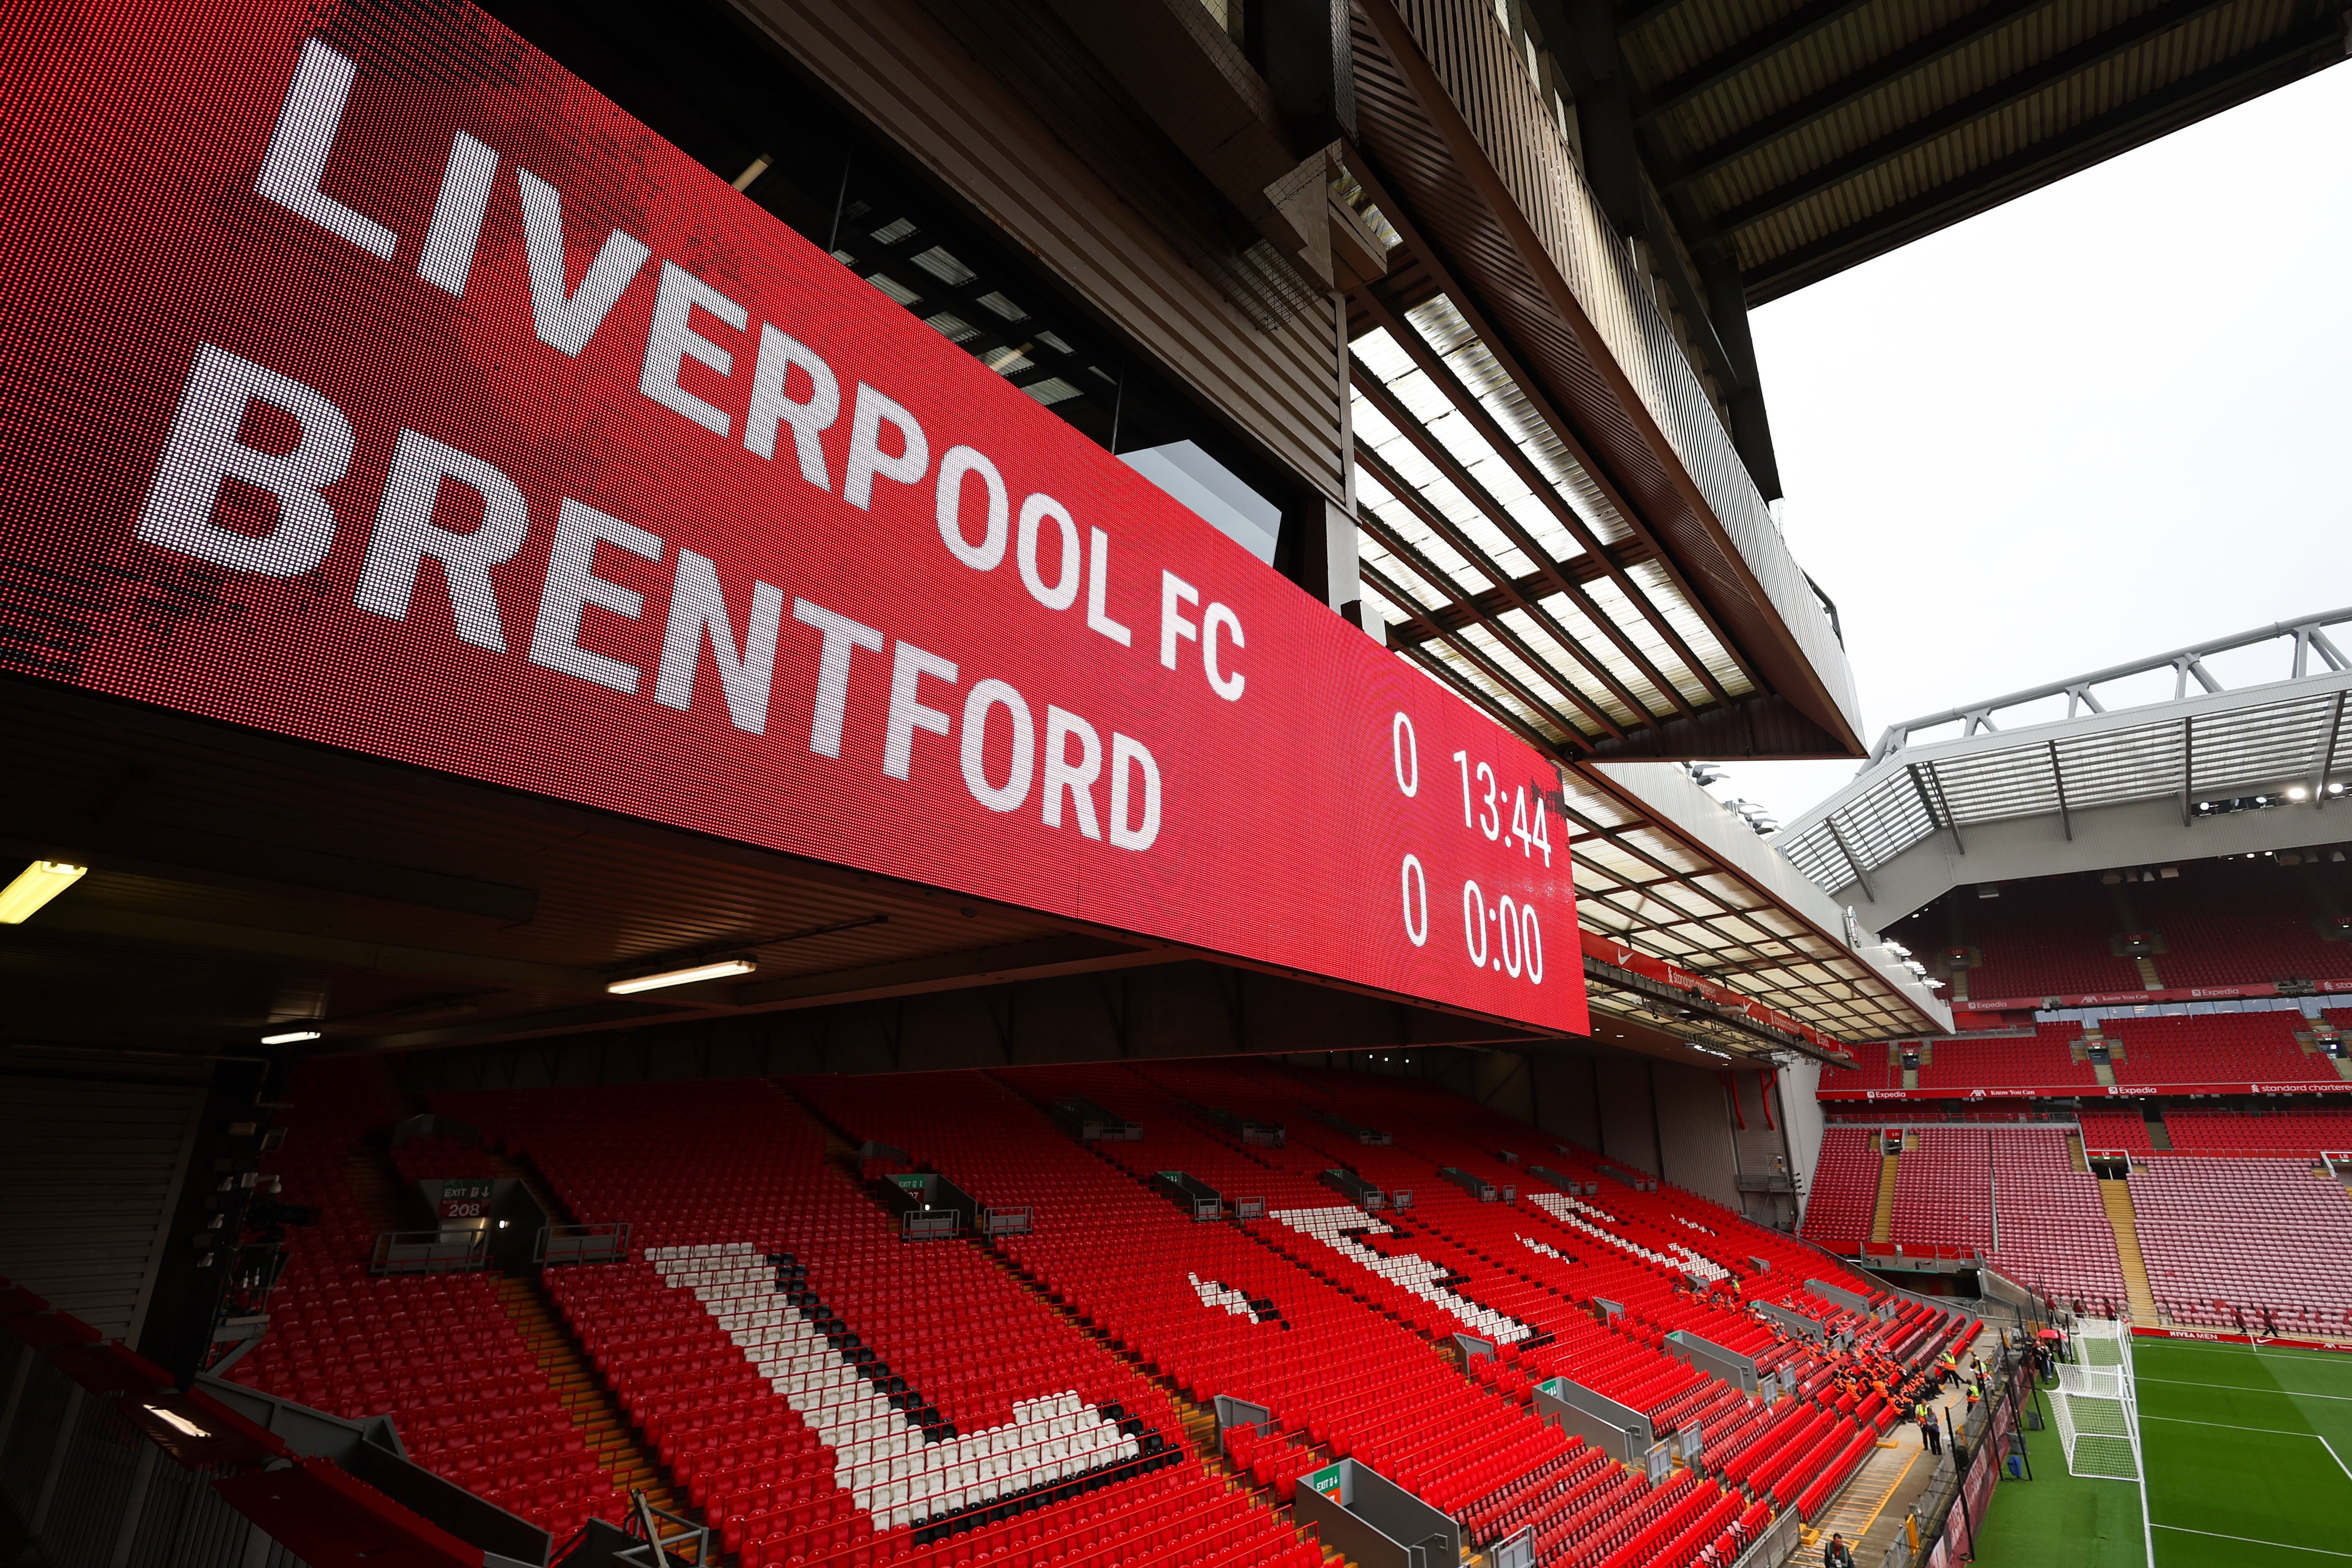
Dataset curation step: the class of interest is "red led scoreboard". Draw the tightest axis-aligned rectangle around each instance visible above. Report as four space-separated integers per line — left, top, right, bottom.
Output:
0 2 1586 1036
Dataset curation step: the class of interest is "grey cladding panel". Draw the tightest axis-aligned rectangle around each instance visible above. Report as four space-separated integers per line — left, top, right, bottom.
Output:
0 1077 203 1342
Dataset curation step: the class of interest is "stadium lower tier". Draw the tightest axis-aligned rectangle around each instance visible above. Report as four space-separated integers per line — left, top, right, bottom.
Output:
225 1057 1971 1567
1801 1119 2352 1333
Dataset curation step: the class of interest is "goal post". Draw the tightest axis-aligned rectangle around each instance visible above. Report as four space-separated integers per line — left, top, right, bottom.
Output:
2050 1322 2139 1480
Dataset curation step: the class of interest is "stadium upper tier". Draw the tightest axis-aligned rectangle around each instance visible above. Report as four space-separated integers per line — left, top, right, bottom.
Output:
215 1056 1970 1567
1773 609 2352 934
1879 856 2352 1011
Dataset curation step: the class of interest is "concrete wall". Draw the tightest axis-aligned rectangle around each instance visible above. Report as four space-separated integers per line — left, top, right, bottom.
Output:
1651 1062 1739 1209
1595 1056 1661 1176
1531 1052 1603 1150
1528 1052 1784 1214
399 962 1536 1093
1470 1051 1538 1130
1779 1059 1827 1224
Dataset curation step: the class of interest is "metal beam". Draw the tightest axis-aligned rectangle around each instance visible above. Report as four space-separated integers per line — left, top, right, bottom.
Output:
1904 764 1945 845
2316 692 2345 811
1353 295 1726 712
1357 554 1600 750
1661 0 2060 194
1925 763 1963 856
1336 105 1769 701
1701 0 2247 241
2048 741 2073 842
1392 633 1582 766
1384 545 1653 641
1353 455 1630 735
1634 0 1878 124
1740 24 2340 302
1823 817 1875 903
2181 716 2195 828
1353 438 1636 740
1870 606 2352 761
1350 374 1681 731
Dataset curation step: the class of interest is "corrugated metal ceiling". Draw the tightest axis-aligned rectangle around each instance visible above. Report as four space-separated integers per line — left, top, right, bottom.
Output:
1619 0 2343 301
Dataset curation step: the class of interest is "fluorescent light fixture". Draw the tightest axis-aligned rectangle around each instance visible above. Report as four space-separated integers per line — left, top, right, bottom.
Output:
607 956 756 994
0 860 86 923
260 1026 323 1045
144 1404 210 1439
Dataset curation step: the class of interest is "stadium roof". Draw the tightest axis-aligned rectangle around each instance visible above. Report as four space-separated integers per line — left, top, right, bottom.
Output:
1775 608 2352 923
1344 0 1868 762
1609 0 2352 303
1563 760 1951 1048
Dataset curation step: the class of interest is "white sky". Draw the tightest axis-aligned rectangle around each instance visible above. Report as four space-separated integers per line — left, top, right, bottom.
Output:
1720 63 2352 831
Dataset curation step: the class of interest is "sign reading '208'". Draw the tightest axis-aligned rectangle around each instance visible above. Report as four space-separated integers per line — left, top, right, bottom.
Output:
0 1 1585 1036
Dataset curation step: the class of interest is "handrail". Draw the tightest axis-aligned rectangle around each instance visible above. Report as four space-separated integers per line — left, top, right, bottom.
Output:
1868 607 2352 760
369 1228 488 1274
537 1221 631 1266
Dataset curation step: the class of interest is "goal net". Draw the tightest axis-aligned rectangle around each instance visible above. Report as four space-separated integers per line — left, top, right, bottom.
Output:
2049 1322 2139 1480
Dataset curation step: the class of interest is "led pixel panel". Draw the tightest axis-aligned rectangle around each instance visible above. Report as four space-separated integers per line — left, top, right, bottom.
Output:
0 1 1586 1034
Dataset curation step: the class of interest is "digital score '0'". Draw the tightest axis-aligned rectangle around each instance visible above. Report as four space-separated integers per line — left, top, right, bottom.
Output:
1390 710 1555 987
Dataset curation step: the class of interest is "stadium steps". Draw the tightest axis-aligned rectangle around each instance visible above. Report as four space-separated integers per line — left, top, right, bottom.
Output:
2096 1180 2161 1324
492 1150 575 1225
493 1273 680 1519
1802 1428 1918 1565
2067 1132 2089 1173
2133 956 2165 990
342 1146 415 1235
1869 1152 1900 1245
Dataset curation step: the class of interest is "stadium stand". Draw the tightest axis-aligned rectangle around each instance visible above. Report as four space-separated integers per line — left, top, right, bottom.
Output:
225 1060 620 1540
2074 1111 2151 1153
1888 858 2352 1003
1886 1129 1993 1257
1798 1127 1880 1255
1820 1012 2352 1099
1910 1032 2098 1093
209 1054 1978 1566
2106 1011 2345 1089
2129 1157 2352 1334
1936 879 2145 1001
1982 1128 2130 1313
2110 860 2352 991
2165 1107 2352 1152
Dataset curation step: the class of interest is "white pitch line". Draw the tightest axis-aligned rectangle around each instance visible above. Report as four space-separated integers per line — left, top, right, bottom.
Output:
2321 1434 2352 1486
2138 1376 2352 1403
2248 1345 2352 1366
2150 1524 2352 1558
2141 1413 2325 1438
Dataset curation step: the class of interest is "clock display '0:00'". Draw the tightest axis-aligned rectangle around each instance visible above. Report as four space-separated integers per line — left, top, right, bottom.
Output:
1398 855 1544 983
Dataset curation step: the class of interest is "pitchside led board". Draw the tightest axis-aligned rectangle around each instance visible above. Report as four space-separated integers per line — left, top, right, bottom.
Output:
0 2 1586 1035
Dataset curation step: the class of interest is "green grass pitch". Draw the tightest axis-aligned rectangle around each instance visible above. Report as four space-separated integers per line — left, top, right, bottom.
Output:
1977 1338 2352 1567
